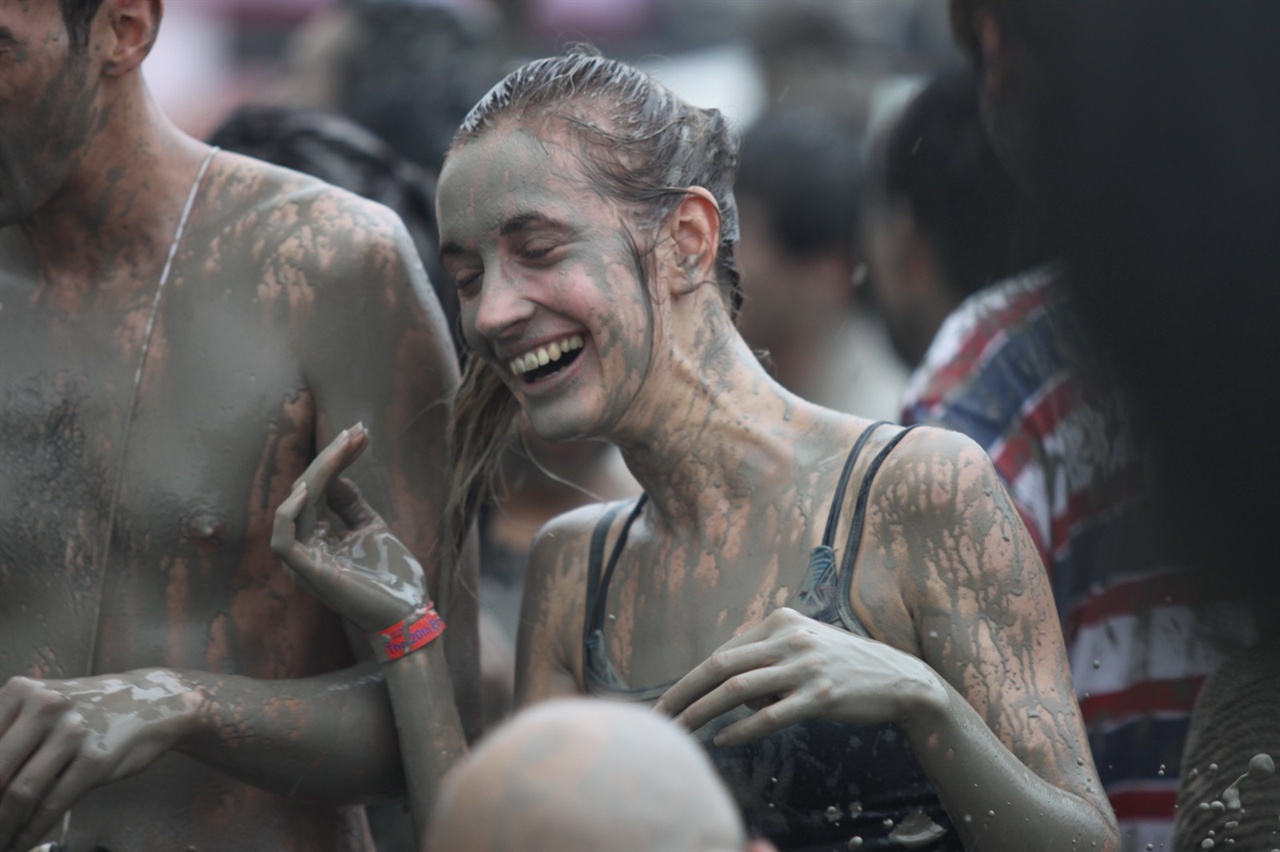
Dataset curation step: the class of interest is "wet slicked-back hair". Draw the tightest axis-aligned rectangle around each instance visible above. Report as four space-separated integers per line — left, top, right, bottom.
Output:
445 47 742 557
60 0 106 51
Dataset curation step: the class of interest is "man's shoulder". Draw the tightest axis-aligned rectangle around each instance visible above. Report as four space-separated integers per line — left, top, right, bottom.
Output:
210 151 410 254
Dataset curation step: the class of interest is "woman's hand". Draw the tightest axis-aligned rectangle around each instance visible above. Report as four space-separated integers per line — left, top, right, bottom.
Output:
653 608 946 747
271 424 430 633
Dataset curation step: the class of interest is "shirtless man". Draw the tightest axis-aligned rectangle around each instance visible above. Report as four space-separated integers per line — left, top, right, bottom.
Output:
0 1 476 850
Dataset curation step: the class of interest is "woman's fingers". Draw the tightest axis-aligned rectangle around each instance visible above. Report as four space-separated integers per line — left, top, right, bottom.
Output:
711 694 815 747
270 485 310 563
672 663 798 736
326 477 381 531
293 424 369 540
654 638 783 720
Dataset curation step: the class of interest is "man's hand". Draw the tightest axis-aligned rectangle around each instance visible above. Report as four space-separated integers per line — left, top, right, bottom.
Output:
0 670 198 850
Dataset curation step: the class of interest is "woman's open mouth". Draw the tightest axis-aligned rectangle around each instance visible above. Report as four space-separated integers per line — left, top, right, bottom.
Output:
508 334 585 383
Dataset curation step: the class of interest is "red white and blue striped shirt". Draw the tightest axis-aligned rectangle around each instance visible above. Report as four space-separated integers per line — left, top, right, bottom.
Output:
900 268 1253 852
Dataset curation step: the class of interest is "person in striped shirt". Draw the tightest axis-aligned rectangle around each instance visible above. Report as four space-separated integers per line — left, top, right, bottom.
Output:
871 72 1253 850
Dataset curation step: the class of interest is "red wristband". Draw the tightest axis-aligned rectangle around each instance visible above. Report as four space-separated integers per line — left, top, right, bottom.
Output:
373 604 445 662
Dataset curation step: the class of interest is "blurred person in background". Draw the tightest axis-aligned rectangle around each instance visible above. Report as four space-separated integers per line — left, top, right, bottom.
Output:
862 70 1022 369
734 104 908 422
426 698 775 852
208 103 462 353
269 0 502 178
947 2 1277 849
0 1 477 849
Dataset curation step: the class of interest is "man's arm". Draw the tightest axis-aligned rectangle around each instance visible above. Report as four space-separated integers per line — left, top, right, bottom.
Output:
293 191 480 743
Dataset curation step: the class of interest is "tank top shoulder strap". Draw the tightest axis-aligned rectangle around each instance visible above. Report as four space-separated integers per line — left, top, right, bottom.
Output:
836 424 920 628
820 421 891 548
582 495 649 653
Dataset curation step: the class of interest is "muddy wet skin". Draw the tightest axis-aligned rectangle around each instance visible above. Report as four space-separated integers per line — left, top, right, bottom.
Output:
0 2 471 849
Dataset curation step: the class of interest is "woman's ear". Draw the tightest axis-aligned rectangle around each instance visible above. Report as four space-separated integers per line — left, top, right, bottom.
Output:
667 187 721 298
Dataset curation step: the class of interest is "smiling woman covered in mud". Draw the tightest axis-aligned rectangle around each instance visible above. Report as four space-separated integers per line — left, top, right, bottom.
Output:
278 48 1121 852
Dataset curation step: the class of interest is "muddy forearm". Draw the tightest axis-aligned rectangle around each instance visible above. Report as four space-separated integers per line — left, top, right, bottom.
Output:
902 679 1119 852
381 639 468 844
175 663 406 803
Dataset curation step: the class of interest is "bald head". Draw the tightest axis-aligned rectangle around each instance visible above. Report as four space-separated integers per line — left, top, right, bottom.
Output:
426 699 750 852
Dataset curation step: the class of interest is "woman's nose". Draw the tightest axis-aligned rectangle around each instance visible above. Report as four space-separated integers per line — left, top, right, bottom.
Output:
470 271 536 342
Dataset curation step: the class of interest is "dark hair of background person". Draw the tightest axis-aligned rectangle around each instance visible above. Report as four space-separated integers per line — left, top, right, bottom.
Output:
331 0 503 174
208 104 462 359
735 103 862 266
60 0 107 51
952 0 1280 605
868 70 1021 303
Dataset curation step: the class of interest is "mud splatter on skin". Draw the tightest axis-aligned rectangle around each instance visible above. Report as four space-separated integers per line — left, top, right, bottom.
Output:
503 174 1115 852
2 129 467 847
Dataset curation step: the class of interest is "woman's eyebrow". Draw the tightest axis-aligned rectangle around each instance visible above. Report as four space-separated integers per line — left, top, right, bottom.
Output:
499 213 570 238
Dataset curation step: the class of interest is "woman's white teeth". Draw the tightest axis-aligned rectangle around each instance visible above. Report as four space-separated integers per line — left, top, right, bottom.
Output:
509 335 584 376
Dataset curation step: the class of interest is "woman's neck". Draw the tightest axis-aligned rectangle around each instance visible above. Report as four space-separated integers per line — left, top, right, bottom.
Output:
611 327 828 534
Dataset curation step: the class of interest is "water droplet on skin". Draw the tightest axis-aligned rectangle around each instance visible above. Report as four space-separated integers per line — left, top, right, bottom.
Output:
607 613 616 621
1199 802 1212 811
928 630 938 639
1248 753 1275 780
1077 757 1085 766
883 818 895 829
1158 764 1166 776
847 838 863 850
1202 840 1215 849
987 809 996 818
1209 763 1219 772
888 812 948 849
848 801 862 817
1211 800 1226 813
963 814 972 823
825 806 843 823
1147 845 1154 851
1092 659 1101 669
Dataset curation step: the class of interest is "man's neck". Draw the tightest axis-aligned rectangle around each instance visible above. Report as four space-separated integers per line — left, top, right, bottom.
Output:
19 84 208 296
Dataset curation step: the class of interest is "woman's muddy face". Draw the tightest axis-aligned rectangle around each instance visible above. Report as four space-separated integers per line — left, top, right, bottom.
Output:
437 123 659 443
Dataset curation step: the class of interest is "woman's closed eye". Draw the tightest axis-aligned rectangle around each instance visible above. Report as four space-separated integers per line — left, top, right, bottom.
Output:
519 242 564 264
451 264 483 293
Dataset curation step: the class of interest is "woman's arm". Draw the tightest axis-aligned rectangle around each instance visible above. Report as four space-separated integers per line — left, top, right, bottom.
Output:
863 427 1117 850
513 507 601 708
658 427 1118 852
271 427 466 846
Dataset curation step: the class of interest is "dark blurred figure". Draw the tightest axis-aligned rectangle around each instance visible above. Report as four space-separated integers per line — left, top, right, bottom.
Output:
209 104 461 355
735 104 908 420
863 70 1021 368
897 53 1244 852
271 0 502 177
949 3 1280 851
